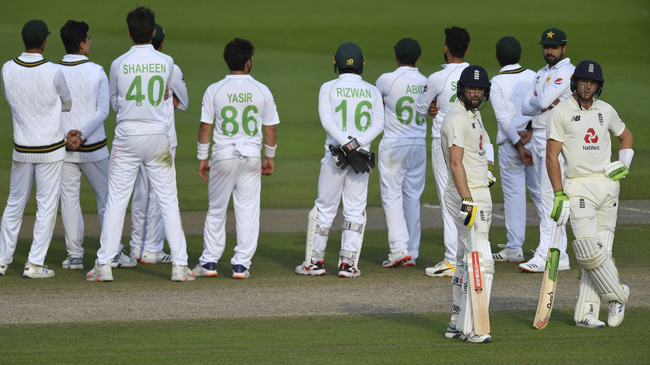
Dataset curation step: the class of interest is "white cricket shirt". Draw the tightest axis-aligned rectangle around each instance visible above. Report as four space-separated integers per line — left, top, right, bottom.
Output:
376 66 427 140
490 64 536 145
166 63 188 148
522 58 575 130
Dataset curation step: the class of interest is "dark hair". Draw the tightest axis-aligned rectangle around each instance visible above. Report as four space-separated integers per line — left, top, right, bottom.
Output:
223 38 254 71
60 20 89 54
126 7 155 44
445 26 470 58
23 39 43 50
337 67 360 75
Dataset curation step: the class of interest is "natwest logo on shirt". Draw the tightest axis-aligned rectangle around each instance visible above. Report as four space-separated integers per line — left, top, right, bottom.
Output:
582 128 600 150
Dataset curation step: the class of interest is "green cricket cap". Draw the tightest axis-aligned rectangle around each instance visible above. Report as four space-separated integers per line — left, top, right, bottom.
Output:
153 24 165 44
496 36 521 65
21 19 50 43
539 27 567 45
394 38 421 64
334 42 364 70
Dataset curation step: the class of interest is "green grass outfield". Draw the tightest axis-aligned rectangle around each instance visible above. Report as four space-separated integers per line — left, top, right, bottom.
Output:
1 225 648 363
0 0 649 213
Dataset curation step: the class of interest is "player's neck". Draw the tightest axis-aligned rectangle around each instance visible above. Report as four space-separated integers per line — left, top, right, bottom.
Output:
573 94 593 110
446 55 465 64
230 71 249 75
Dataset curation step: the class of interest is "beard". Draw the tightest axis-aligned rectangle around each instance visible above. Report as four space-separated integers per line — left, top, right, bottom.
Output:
545 50 563 66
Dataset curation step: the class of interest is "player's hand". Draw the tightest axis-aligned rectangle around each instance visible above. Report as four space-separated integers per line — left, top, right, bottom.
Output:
458 197 478 229
429 98 439 118
603 161 629 181
261 157 274 176
551 190 569 225
487 162 497 188
198 160 210 182
164 86 170 100
329 145 349 169
517 130 532 145
173 95 179 110
65 130 84 151
518 147 533 166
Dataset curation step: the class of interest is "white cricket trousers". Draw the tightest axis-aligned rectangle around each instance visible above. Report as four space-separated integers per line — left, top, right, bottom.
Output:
0 160 63 266
313 154 369 254
96 132 188 265
531 129 568 261
379 139 426 259
432 138 458 264
199 156 261 269
130 147 177 253
498 142 543 251
444 186 492 262
565 176 619 238
60 158 109 258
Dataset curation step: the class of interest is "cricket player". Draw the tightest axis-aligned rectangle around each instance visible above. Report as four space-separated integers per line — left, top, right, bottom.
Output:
416 26 470 278
519 28 575 273
295 42 384 278
441 65 494 343
547 60 632 328
194 38 279 279
0 20 71 278
129 23 188 264
488 36 537 264
86 7 194 282
376 38 426 268
58 20 136 271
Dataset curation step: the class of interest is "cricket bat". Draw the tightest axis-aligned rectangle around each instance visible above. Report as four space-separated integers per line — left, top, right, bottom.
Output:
468 225 490 335
533 225 563 329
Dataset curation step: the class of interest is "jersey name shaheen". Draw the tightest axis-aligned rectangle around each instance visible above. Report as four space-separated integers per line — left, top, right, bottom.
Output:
547 97 626 178
318 73 384 150
490 64 536 145
109 45 174 129
522 58 575 130
416 62 469 139
200 74 280 158
376 66 427 140
441 102 491 189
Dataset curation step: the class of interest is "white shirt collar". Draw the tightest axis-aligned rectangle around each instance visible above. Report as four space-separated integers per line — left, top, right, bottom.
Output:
18 52 44 61
62 54 89 62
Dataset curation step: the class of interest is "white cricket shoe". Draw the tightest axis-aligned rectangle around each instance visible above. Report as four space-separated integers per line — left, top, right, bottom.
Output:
576 313 606 328
232 264 250 279
192 262 218 277
607 285 630 328
558 259 570 271
141 250 173 264
444 322 462 340
518 255 546 273
295 259 326 276
492 245 524 263
86 261 113 282
401 259 416 267
110 250 137 268
130 246 143 261
23 262 55 279
0 263 8 276
62 256 84 270
462 331 493 343
382 249 412 268
425 261 455 277
338 262 360 278
171 263 196 282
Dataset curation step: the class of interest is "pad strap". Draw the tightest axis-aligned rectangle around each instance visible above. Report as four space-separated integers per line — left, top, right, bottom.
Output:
342 220 363 233
339 249 357 260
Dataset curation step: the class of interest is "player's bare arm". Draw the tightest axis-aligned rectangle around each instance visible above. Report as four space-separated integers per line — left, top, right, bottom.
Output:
449 145 471 198
197 122 212 182
545 139 563 191
262 125 276 176
429 98 439 117
514 139 533 166
617 127 633 150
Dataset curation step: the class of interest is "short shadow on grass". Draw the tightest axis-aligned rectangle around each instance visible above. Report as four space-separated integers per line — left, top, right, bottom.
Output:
338 302 448 336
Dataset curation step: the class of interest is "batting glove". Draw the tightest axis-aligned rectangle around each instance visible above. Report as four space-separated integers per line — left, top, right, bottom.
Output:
487 162 497 188
603 161 629 181
329 145 349 169
458 197 478 229
551 190 570 225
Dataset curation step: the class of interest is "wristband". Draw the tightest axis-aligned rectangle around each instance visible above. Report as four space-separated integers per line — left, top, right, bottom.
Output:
619 149 634 169
265 143 277 158
462 197 473 202
554 190 565 197
197 142 209 161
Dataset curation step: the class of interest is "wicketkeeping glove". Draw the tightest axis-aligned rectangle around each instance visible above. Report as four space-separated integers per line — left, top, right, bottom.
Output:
550 190 570 225
329 145 349 169
458 197 478 229
487 162 497 188
603 161 629 181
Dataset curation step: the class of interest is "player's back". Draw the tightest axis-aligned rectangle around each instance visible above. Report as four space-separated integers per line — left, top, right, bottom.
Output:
59 56 106 135
491 66 536 144
376 67 427 139
203 74 276 154
110 45 173 126
319 73 380 147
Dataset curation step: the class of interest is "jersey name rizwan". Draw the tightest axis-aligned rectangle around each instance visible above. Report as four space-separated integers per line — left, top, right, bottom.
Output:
336 87 371 98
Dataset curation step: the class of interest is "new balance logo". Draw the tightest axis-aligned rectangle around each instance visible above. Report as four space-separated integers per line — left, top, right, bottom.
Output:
571 115 581 122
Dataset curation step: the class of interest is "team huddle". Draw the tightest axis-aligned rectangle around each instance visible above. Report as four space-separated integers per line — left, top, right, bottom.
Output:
0 6 634 343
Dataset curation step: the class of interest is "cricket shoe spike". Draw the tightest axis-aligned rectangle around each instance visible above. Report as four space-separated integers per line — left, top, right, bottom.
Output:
462 331 493 343
576 313 606 328
382 249 411 268
295 259 326 276
338 262 360 278
444 322 462 340
608 285 630 328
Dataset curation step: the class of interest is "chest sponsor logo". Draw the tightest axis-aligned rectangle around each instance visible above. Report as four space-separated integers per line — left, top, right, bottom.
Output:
598 113 604 125
554 78 563 85
571 115 581 122
583 128 600 150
